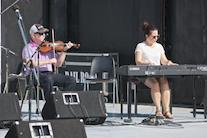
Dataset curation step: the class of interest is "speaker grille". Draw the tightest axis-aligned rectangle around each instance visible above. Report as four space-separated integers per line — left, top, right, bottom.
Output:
0 93 22 121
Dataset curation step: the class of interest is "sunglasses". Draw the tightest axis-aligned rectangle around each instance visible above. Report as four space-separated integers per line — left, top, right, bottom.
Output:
35 32 45 36
152 35 160 39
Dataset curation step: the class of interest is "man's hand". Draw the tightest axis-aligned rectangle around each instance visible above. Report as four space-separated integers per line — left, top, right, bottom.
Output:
63 41 74 51
49 58 57 65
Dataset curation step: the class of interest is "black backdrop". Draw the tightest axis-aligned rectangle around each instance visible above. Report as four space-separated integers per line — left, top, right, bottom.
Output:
1 0 48 93
165 0 207 104
1 0 206 105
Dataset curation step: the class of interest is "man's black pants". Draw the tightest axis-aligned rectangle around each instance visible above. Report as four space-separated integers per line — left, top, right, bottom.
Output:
26 71 76 99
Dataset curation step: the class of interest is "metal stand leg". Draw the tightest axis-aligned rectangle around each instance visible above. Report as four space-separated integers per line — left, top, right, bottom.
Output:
120 76 123 119
132 83 137 117
115 79 119 103
193 78 196 117
3 50 9 93
204 77 207 118
124 76 132 122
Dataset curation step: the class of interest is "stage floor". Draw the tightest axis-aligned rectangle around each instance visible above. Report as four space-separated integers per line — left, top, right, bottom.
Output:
1 100 207 138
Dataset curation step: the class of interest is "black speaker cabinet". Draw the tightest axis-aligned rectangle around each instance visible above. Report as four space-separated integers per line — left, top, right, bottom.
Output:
5 119 87 138
42 91 107 125
0 93 22 121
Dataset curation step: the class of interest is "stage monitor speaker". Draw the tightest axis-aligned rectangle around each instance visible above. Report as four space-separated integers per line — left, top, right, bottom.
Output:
0 93 22 122
5 119 87 138
41 91 107 125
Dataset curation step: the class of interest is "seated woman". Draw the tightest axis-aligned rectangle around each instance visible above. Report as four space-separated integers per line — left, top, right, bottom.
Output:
135 22 178 118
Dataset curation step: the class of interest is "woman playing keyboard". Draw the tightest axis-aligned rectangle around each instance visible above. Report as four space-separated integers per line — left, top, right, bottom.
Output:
135 22 178 119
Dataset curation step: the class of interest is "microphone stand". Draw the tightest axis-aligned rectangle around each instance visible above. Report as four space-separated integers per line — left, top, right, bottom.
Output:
1 45 18 93
0 0 19 15
0 0 20 91
16 12 39 121
30 39 46 115
36 46 40 114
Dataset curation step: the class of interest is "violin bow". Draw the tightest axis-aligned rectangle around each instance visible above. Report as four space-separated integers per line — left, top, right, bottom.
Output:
52 28 56 73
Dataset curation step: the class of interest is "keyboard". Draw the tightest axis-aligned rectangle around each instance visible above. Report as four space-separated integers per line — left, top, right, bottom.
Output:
116 65 207 76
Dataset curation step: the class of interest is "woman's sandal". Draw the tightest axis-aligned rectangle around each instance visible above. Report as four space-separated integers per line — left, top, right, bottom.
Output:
155 110 163 117
163 111 174 119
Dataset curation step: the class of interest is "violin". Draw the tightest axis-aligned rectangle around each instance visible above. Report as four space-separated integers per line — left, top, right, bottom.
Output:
40 40 81 53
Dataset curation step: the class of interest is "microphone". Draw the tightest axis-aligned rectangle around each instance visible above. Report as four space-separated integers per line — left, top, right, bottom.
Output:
12 5 22 20
39 39 46 47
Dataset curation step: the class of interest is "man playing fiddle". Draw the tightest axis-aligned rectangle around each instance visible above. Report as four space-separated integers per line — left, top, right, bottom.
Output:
22 24 76 99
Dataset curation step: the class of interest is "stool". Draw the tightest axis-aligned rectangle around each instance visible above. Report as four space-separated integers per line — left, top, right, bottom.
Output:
20 84 60 110
20 85 46 110
127 80 173 117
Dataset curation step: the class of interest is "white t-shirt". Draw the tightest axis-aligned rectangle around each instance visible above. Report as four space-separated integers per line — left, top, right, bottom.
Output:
135 41 165 65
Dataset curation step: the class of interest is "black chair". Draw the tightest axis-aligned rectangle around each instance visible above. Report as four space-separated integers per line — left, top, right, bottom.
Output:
83 56 119 106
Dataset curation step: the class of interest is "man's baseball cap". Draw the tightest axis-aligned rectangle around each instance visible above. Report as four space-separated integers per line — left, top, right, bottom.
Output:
29 24 49 34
